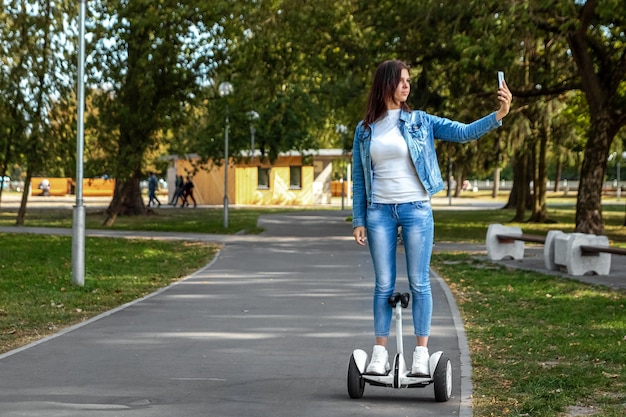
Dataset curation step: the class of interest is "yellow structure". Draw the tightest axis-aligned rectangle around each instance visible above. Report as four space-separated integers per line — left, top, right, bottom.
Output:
31 177 72 196
31 177 116 197
167 149 349 206
82 178 116 197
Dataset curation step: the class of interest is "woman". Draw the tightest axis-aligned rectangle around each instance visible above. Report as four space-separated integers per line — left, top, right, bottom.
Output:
352 60 512 376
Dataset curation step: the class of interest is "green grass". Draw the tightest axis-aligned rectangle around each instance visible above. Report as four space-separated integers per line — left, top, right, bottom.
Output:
0 206 292 234
432 254 626 417
0 233 219 354
433 205 626 246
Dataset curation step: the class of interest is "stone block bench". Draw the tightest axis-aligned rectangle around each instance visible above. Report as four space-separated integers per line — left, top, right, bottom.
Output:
486 224 625 276
486 224 547 261
546 232 613 276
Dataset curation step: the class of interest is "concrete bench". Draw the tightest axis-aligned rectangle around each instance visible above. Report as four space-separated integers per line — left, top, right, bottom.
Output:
486 224 547 261
549 233 626 276
487 224 623 276
549 233 612 276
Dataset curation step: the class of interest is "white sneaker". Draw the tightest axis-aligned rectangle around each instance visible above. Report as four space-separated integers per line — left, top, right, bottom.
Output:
411 346 430 376
366 345 390 375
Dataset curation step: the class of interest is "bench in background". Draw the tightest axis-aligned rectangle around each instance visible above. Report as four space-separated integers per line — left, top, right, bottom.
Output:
486 224 624 276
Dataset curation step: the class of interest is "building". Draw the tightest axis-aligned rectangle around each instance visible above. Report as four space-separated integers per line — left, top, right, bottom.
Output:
166 149 351 206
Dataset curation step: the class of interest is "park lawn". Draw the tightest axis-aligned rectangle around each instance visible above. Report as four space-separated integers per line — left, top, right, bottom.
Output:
432 253 626 417
432 204 626 246
0 206 288 234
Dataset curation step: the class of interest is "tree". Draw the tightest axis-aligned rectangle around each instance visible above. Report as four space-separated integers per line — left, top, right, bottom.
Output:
0 0 76 224
201 0 370 162
88 0 226 225
520 0 626 234
452 0 626 232
565 0 626 234
3 0 619 234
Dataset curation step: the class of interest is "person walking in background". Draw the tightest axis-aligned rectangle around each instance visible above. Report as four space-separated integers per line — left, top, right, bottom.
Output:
182 176 196 208
170 175 185 206
351 59 512 376
147 172 161 208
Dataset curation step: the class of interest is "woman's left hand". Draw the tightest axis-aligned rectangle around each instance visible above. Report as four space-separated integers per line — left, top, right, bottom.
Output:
496 81 512 121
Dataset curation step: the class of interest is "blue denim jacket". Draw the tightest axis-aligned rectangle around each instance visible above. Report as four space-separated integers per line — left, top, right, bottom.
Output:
351 109 501 228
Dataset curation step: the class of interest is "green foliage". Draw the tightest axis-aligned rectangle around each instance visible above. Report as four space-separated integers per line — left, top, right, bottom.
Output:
177 0 372 163
0 0 77 181
87 0 223 181
3 0 625 232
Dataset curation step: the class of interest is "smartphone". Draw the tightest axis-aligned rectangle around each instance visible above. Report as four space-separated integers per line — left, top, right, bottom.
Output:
498 71 505 88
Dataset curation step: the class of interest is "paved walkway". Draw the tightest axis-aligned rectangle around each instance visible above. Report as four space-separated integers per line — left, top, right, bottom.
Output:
1 201 623 416
0 211 472 417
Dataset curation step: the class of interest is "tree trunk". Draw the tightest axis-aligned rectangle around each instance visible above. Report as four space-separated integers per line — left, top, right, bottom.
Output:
529 109 550 223
103 172 146 226
528 135 537 212
454 166 464 197
492 136 501 198
565 16 624 234
492 166 500 198
506 150 530 222
552 130 563 193
0 139 10 207
15 169 32 226
575 112 615 234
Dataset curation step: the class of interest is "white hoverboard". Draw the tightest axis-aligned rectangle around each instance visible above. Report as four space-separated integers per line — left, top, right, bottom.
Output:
347 292 452 402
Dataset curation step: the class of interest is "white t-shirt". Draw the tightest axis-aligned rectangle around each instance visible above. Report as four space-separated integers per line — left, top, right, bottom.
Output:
370 109 428 203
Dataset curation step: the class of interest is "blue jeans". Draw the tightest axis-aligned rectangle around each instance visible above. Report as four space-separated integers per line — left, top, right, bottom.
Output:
366 201 434 337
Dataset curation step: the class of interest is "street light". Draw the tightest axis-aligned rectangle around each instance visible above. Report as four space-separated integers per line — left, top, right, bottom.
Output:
335 124 348 210
218 81 233 228
247 110 259 161
72 0 87 287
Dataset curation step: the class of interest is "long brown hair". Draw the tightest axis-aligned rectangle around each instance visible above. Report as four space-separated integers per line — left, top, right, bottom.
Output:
364 60 411 126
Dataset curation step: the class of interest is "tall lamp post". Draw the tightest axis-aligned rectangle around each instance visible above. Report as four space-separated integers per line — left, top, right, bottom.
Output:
335 124 348 210
219 82 233 228
247 111 259 161
72 0 87 287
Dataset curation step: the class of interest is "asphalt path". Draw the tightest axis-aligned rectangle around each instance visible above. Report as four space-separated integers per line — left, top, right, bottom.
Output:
0 210 471 417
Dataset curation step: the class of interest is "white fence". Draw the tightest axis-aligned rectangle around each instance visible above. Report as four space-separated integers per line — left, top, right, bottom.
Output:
459 179 625 192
